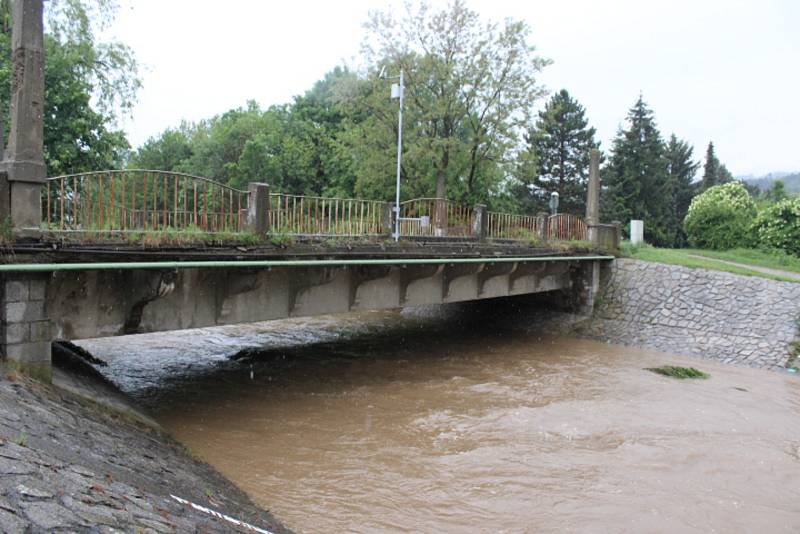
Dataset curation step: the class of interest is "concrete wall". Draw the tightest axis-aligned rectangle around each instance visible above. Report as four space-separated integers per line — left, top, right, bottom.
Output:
580 259 800 369
44 260 586 341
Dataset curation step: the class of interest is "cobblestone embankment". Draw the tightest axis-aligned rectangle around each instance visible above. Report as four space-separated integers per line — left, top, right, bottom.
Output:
0 370 292 533
578 259 800 370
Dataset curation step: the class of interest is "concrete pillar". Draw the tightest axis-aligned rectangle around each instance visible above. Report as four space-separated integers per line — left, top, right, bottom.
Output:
630 219 644 244
246 182 269 235
1 273 51 381
382 203 394 237
611 220 622 250
536 212 549 242
586 148 600 245
434 199 447 237
0 0 46 229
472 204 487 241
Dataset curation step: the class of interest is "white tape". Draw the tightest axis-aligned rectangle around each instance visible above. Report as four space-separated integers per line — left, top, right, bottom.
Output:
170 494 276 534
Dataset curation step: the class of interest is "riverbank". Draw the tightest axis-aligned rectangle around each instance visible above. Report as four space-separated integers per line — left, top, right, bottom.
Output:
577 258 800 370
0 367 291 533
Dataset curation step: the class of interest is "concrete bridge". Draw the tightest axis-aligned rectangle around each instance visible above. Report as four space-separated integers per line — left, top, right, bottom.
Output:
0 0 618 380
0 243 613 380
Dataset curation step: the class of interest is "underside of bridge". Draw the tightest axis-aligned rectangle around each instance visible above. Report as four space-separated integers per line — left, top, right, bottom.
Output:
0 241 611 380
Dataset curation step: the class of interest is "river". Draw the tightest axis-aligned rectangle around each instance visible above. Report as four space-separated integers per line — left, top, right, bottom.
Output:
82 305 800 533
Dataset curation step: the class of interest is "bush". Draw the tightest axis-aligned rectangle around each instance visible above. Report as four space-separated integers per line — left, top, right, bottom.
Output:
753 197 800 256
683 182 756 250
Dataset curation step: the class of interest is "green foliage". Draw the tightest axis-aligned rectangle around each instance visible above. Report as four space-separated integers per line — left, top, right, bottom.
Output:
687 247 800 274
699 142 733 193
765 180 788 203
13 431 28 446
745 172 800 195
664 135 700 246
603 96 674 246
622 244 800 283
515 89 599 214
354 0 550 206
129 77 356 197
130 3 550 213
646 366 709 379
269 232 295 247
753 197 800 256
0 0 139 175
683 182 756 250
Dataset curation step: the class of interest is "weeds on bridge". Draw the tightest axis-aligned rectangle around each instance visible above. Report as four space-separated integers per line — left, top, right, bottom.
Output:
646 365 710 379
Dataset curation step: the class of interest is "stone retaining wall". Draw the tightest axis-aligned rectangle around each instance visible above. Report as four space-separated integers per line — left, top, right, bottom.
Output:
578 259 800 370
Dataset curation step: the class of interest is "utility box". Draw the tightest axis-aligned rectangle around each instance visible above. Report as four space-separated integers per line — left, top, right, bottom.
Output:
630 219 644 245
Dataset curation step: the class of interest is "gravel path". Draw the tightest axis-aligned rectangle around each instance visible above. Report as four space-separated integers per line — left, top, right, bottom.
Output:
686 254 800 282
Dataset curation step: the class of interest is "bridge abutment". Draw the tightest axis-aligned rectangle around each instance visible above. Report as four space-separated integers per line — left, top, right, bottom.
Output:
0 273 52 381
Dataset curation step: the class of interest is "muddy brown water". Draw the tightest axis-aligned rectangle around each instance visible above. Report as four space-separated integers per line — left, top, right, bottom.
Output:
83 308 800 533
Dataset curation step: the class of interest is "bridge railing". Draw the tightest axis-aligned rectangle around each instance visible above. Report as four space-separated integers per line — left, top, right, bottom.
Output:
41 169 592 244
43 170 249 232
398 198 473 237
486 211 542 240
548 213 588 241
269 193 387 236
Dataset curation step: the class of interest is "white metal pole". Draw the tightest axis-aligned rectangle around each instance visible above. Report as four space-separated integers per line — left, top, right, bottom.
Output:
394 69 404 241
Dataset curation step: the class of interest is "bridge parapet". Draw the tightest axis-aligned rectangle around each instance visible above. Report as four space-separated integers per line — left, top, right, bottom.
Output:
41 172 602 245
43 170 250 233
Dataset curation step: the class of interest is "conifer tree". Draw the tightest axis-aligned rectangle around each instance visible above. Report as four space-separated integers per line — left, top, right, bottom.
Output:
664 135 700 246
701 142 719 192
602 96 672 245
516 89 599 214
700 142 733 192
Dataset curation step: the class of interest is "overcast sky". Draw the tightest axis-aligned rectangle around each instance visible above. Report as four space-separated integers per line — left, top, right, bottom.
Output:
108 0 799 177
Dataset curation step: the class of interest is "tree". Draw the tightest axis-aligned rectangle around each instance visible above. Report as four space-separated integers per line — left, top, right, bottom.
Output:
0 0 140 174
129 126 194 171
356 0 550 205
664 134 700 246
766 179 787 202
516 89 599 214
602 96 672 245
700 142 733 192
684 182 756 249
754 196 800 256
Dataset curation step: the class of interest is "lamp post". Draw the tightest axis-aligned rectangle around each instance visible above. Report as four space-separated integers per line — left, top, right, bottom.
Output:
381 66 404 241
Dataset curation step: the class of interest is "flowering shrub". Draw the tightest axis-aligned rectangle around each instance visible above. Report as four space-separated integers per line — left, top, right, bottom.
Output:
683 182 756 250
754 197 800 256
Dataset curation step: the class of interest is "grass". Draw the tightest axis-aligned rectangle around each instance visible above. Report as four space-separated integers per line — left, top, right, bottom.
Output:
40 226 267 247
646 365 710 379
686 248 800 274
13 431 28 446
620 243 800 283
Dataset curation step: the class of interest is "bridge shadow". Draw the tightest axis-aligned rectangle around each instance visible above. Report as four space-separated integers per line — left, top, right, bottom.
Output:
85 292 575 411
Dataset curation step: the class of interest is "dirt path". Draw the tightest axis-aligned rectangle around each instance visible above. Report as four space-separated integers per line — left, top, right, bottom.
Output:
686 254 800 282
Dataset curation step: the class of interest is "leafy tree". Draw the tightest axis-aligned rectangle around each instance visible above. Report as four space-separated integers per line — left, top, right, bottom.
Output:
515 89 599 214
664 134 700 246
754 196 800 256
602 96 672 245
683 182 756 249
130 126 194 171
289 67 358 197
766 179 787 202
357 0 549 205
0 0 140 175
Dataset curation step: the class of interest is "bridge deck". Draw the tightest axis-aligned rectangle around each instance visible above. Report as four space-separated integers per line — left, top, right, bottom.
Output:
4 237 609 265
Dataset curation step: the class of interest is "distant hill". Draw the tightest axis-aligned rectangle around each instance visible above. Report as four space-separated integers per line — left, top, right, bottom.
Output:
740 172 800 193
